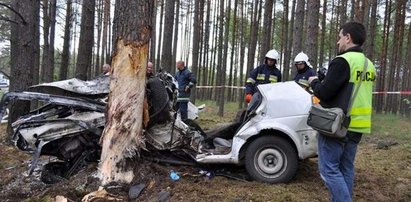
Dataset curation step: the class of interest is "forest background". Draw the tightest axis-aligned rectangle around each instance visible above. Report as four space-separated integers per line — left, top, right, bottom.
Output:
0 0 410 118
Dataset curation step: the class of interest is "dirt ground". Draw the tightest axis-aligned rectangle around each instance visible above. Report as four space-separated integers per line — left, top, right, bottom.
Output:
0 114 410 201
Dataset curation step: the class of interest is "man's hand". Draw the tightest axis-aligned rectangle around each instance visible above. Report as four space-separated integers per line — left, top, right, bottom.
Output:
185 85 190 92
308 76 318 84
245 94 252 103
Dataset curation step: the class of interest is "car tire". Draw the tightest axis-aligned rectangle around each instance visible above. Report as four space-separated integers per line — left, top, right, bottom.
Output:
245 136 298 183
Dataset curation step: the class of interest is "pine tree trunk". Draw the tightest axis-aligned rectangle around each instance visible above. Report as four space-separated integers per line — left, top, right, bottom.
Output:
191 0 201 103
94 0 103 77
216 0 225 116
402 23 411 117
161 0 174 73
259 0 273 64
238 0 246 109
155 0 164 71
8 0 40 141
172 0 180 74
246 0 259 83
99 0 153 186
291 0 305 79
201 0 211 100
41 0 51 83
305 0 319 70
318 0 326 69
49 0 56 81
281 0 290 81
75 0 95 80
59 0 72 80
228 0 238 102
366 0 377 61
149 0 157 67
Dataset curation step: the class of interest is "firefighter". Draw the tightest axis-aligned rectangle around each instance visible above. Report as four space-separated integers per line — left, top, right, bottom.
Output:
293 52 316 84
245 49 282 103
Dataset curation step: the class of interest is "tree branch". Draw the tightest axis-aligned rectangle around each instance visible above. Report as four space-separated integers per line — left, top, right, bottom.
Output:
0 15 19 24
0 2 27 24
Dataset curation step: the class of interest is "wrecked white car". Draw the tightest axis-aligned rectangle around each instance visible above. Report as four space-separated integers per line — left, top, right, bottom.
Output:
0 73 317 184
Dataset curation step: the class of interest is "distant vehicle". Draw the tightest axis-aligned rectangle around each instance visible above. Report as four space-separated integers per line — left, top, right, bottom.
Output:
0 70 10 88
0 74 317 184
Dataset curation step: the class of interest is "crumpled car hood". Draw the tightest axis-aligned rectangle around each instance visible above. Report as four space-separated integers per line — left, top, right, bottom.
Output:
28 75 110 98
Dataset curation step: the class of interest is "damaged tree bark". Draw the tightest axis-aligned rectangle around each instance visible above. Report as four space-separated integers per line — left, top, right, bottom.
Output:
99 0 154 185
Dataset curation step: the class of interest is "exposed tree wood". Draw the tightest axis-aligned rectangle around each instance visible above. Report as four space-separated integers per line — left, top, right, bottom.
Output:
99 0 153 185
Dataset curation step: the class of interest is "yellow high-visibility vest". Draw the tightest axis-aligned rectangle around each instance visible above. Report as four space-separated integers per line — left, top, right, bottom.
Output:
338 52 376 134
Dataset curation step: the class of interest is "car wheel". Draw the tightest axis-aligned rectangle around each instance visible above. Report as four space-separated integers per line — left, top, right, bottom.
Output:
245 136 298 183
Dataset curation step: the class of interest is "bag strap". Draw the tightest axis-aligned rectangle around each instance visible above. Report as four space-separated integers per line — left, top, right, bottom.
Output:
346 54 368 117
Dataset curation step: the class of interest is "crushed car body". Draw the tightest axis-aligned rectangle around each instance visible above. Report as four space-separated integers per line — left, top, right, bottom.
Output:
0 73 318 184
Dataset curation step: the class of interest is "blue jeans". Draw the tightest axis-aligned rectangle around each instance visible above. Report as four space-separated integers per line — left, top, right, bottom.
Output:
318 131 362 202
176 101 188 120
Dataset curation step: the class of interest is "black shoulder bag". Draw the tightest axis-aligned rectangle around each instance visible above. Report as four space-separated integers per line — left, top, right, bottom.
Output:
307 56 368 138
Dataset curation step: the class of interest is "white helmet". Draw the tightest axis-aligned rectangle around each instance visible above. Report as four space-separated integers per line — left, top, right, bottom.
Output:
294 51 312 67
265 49 280 60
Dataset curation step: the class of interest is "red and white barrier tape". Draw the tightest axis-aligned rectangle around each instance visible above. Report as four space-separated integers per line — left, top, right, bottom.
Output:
196 86 411 95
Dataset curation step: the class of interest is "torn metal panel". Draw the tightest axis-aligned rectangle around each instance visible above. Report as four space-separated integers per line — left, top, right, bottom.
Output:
0 91 106 120
16 111 105 151
145 118 205 155
28 76 110 97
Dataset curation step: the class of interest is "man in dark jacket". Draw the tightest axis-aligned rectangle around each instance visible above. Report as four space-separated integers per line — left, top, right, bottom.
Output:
293 52 316 84
175 61 196 121
308 22 376 202
245 49 282 103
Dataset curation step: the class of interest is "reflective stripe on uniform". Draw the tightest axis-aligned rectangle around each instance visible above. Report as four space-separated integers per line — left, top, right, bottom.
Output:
256 74 265 80
269 75 278 83
246 78 256 84
349 119 371 128
177 97 190 102
350 107 372 115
